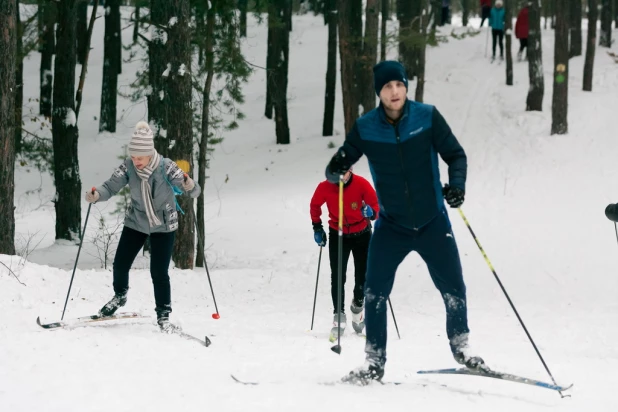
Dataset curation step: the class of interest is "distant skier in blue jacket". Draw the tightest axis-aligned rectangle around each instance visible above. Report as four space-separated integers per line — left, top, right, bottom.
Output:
490 0 506 61
326 61 485 385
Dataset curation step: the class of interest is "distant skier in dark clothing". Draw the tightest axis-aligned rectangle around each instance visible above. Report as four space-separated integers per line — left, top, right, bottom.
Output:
480 0 492 27
324 61 484 385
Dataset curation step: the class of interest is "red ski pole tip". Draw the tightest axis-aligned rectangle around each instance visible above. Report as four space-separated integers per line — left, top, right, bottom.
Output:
212 313 220 319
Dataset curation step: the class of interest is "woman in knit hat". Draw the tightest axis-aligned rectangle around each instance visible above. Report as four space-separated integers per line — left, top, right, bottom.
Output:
85 121 201 332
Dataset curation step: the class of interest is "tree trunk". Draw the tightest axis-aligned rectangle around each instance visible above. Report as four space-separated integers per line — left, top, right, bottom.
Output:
196 0 216 268
149 0 172 152
600 0 612 47
52 0 82 242
166 0 195 269
569 0 582 57
239 0 248 37
551 0 568 135
264 3 276 119
0 0 17 255
397 0 412 76
99 0 121 132
322 0 337 136
76 1 88 65
337 0 363 134
360 0 379 115
526 0 544 111
133 4 140 43
414 0 428 102
273 0 291 144
39 0 55 117
583 0 597 91
505 0 513 86
14 0 22 154
380 0 388 61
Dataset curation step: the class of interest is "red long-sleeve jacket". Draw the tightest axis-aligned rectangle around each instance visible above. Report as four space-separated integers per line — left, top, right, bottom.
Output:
515 7 529 39
310 174 380 235
480 0 491 8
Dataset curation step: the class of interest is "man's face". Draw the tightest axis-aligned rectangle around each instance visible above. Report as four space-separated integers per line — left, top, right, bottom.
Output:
379 80 407 112
131 155 151 170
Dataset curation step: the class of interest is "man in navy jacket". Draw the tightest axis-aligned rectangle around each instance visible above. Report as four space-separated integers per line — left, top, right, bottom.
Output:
326 61 484 384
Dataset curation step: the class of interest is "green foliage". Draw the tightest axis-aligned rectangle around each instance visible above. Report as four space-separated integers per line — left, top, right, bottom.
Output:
122 1 251 170
16 104 53 173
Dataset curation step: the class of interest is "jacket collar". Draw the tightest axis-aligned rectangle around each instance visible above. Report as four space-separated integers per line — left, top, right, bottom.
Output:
377 99 410 126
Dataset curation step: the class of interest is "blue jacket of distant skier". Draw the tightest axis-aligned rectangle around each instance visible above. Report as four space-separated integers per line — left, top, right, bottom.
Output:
328 100 467 230
490 7 506 31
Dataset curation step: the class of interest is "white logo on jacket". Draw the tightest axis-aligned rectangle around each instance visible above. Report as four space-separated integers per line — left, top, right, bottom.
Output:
409 127 423 136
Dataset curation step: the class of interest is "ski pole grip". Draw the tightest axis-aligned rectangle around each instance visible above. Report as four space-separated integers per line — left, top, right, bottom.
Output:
91 187 96 194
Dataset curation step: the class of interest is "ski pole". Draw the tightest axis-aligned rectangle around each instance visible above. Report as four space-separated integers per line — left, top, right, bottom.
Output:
310 246 323 330
61 188 95 320
184 173 220 320
331 175 344 354
457 207 567 397
388 297 401 339
362 201 399 338
485 25 490 57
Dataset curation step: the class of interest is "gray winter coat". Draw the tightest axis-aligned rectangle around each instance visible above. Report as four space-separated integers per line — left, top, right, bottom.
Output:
96 157 201 234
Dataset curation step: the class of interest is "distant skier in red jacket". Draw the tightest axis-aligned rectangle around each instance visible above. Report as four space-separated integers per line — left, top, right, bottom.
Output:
515 4 530 61
310 168 379 338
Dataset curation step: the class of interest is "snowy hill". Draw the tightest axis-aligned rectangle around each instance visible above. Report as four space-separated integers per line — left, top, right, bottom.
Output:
2 6 618 411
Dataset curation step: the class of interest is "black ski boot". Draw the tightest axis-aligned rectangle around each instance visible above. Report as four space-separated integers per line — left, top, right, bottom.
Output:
342 362 385 385
98 292 127 317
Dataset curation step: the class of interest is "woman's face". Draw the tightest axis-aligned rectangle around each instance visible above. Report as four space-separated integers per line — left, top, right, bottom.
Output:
131 155 151 170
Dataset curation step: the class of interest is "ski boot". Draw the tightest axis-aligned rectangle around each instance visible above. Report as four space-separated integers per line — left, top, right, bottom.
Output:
350 300 365 334
450 333 486 370
156 305 179 334
329 312 347 342
342 361 385 385
98 291 127 317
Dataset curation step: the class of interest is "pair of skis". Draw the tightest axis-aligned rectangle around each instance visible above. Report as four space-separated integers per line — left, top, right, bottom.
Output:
232 365 571 393
36 311 212 347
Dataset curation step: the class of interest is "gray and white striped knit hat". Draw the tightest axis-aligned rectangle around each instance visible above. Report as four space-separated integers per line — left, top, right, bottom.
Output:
128 121 155 157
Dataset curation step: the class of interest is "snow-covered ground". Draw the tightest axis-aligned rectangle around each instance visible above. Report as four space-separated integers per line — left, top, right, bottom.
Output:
2 6 618 411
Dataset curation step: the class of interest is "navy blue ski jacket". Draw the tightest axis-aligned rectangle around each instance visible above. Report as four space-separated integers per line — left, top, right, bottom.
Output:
327 100 467 230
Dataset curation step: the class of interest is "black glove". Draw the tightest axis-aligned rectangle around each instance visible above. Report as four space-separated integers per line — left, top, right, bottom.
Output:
312 222 327 246
443 184 465 208
325 150 351 183
606 204 618 222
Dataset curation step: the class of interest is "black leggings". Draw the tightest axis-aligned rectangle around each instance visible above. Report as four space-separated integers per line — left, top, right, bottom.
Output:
492 29 504 57
518 38 528 54
112 226 176 311
328 227 371 313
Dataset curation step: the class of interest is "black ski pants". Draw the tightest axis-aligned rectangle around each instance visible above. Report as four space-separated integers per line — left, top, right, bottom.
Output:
328 227 371 313
112 226 176 312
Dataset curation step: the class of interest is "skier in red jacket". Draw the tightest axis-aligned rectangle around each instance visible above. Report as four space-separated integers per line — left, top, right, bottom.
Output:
310 168 379 338
515 4 530 61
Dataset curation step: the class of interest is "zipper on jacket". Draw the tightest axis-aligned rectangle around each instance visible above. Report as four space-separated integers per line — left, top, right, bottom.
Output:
395 125 417 229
